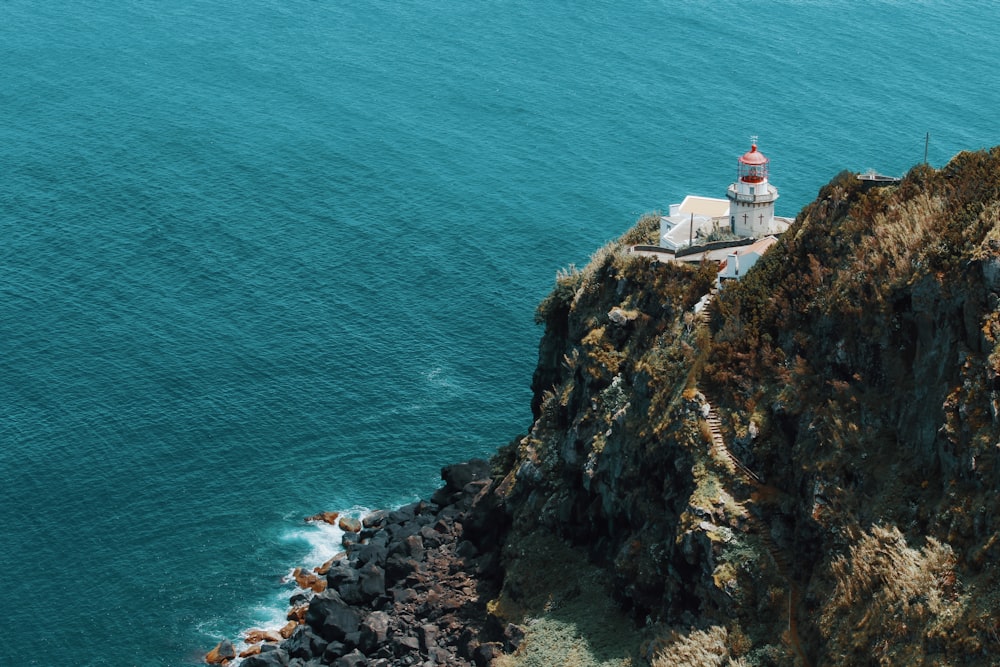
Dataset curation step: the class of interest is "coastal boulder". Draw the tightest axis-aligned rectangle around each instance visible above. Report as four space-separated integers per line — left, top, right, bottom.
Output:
306 590 361 642
334 649 368 667
339 516 362 533
284 625 328 660
359 610 390 653
306 511 340 525
240 648 289 667
358 562 386 601
441 459 490 493
204 639 236 664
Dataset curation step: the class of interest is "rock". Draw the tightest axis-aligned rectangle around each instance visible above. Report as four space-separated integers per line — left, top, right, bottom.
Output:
288 605 308 623
417 623 438 651
315 556 339 575
306 590 361 642
279 621 299 639
246 629 284 644
441 459 490 493
473 642 504 666
455 540 478 559
334 649 368 667
327 561 361 589
239 644 262 658
429 646 452 664
363 510 387 529
394 635 421 656
349 542 388 567
503 623 525 652
322 640 348 662
339 516 362 533
285 625 328 660
306 511 340 525
205 640 236 664
358 562 386 601
241 648 290 667
359 610 390 653
403 534 425 561
292 567 327 593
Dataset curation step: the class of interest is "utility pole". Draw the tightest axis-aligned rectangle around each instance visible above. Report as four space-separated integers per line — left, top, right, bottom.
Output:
924 132 930 165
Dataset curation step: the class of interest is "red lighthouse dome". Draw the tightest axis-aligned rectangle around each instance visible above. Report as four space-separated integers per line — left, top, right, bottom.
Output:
738 143 769 183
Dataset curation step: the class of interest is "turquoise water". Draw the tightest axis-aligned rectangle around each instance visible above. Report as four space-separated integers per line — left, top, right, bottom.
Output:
1 1 997 664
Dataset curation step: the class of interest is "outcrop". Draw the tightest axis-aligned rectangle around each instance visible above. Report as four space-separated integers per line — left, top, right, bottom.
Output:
210 146 1000 666
233 459 513 667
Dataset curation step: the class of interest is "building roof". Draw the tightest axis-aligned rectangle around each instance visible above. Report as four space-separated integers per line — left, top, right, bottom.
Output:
739 144 768 166
738 234 780 256
678 195 730 218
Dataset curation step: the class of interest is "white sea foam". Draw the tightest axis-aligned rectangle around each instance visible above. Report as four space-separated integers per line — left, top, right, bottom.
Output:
228 508 374 663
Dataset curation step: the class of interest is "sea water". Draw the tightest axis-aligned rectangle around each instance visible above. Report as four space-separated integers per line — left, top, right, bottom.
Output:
1 1 997 664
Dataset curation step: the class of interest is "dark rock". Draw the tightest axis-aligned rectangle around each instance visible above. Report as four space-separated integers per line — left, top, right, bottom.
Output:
327 562 361 589
394 635 421 656
473 642 504 666
403 534 425 561
358 562 387 600
386 554 418 582
455 540 478 559
428 646 452 664
333 649 368 667
503 623 525 652
430 486 456 507
322 640 348 661
441 459 490 493
350 542 388 567
359 610 390 654
306 590 361 642
363 510 387 529
285 626 328 660
387 505 416 525
417 623 438 651
387 520 421 544
338 582 366 606
419 524 444 548
241 646 289 667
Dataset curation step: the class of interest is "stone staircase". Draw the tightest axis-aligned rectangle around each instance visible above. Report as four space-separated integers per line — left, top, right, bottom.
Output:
692 290 808 665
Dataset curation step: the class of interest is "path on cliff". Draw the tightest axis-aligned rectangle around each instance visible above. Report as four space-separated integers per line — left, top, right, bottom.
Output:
695 292 810 667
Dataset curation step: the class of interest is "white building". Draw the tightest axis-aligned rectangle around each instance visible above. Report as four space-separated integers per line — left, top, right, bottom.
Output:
659 141 792 251
716 235 780 288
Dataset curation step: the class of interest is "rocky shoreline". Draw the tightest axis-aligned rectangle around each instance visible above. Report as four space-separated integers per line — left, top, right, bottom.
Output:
206 459 516 667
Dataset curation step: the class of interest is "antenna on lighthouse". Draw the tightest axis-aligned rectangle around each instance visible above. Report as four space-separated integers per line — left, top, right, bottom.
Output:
750 134 759 148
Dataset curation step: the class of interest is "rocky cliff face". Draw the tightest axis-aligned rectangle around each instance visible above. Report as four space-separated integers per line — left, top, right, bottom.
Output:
491 147 1000 666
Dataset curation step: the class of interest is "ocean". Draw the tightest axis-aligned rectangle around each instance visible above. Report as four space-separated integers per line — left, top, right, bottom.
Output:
1 1 997 664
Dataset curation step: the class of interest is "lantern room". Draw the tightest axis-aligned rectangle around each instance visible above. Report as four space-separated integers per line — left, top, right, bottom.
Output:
738 144 769 184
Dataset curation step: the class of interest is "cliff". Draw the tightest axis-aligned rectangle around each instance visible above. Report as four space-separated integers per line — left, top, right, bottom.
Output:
224 146 1000 667
491 146 1000 666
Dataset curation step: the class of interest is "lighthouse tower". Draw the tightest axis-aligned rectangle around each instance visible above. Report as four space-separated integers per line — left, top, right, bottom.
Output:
727 138 780 237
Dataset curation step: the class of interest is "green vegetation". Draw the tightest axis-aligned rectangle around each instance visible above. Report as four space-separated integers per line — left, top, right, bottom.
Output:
491 532 647 667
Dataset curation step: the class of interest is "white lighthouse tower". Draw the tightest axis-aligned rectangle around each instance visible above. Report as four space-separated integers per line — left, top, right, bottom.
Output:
727 137 781 237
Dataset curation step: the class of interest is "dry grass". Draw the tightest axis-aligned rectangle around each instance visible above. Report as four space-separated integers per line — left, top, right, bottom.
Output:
648 625 748 667
819 524 964 665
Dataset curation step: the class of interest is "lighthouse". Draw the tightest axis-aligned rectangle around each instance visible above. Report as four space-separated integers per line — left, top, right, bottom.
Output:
727 138 781 237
